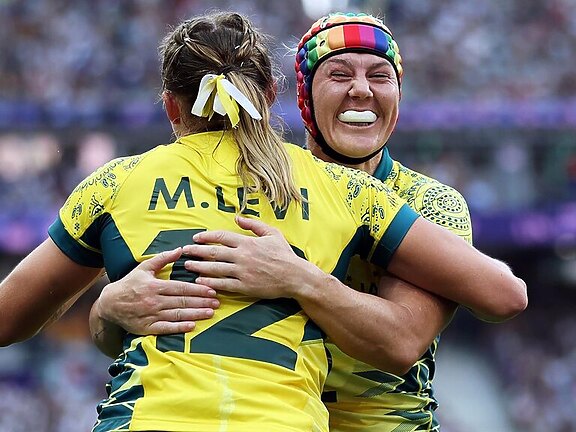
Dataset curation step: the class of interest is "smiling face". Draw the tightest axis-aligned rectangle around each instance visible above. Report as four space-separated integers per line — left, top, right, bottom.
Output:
310 52 400 164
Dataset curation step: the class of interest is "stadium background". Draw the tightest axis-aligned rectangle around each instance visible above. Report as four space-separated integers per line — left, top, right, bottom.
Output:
0 0 575 430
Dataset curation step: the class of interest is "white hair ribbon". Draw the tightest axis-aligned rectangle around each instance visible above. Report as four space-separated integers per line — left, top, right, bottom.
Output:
191 73 262 127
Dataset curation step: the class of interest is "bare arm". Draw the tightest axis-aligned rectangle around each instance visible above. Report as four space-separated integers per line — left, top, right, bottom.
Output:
90 306 127 359
89 248 220 358
292 271 456 375
372 274 456 371
387 217 527 322
183 216 457 374
0 238 103 346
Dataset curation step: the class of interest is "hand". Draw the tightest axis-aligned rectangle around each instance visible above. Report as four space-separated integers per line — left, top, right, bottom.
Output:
183 216 313 299
96 248 220 335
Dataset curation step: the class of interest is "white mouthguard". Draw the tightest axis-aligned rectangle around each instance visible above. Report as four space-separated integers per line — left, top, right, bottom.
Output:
338 110 377 123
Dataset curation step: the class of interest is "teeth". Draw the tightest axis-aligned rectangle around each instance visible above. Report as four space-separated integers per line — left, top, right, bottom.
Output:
338 110 377 123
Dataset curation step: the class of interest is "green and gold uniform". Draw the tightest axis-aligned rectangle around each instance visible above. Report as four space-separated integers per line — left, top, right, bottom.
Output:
323 148 473 432
48 132 419 432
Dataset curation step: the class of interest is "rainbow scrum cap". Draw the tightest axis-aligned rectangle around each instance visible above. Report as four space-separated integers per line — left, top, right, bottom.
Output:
295 12 403 164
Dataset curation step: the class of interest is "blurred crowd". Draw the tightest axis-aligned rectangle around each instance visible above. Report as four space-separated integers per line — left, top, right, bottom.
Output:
0 0 302 127
1 0 575 431
0 0 575 125
0 277 111 432
386 0 576 103
488 308 576 432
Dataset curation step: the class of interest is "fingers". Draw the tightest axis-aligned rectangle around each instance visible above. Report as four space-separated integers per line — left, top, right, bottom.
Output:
161 306 215 322
140 247 183 274
184 259 235 278
234 215 279 237
191 217 280 246
192 230 244 247
147 321 197 335
182 244 237 266
193 276 243 293
156 280 219 299
117 293 218 335
157 292 220 310
145 305 217 335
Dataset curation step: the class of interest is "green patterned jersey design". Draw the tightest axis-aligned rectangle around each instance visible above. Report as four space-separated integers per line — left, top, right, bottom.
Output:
323 147 472 432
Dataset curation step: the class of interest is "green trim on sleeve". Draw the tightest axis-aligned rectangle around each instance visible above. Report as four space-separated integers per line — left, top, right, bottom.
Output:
370 203 419 269
48 217 104 268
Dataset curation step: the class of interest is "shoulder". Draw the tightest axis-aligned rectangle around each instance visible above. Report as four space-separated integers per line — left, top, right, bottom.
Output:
68 153 147 200
61 151 153 218
283 142 313 161
388 161 473 242
388 161 468 209
89 154 144 181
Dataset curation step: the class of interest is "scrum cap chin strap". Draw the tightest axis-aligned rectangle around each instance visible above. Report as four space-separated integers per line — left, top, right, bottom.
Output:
311 129 386 165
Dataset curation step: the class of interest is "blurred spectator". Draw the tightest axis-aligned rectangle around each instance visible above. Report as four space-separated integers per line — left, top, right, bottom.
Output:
489 308 576 432
0 0 575 126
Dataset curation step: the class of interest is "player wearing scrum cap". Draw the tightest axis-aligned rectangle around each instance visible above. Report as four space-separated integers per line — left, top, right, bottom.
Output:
293 12 466 431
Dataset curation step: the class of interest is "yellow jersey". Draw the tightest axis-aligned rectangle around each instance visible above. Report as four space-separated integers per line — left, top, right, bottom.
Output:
324 147 472 432
49 132 419 432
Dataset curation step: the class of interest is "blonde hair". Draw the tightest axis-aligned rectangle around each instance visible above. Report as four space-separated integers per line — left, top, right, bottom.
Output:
159 12 302 210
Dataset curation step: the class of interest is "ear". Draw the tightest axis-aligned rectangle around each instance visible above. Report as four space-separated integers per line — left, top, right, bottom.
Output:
162 91 181 124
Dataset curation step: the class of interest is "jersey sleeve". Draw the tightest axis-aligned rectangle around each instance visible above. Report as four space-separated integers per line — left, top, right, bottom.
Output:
323 162 419 270
410 183 473 245
385 161 473 245
48 156 141 267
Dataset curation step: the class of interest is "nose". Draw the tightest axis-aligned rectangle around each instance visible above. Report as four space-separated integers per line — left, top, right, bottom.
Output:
348 77 373 98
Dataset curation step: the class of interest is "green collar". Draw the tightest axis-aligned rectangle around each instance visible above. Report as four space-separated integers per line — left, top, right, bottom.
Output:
372 147 394 181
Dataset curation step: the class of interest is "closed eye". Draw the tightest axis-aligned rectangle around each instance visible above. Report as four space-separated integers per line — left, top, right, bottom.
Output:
371 72 393 79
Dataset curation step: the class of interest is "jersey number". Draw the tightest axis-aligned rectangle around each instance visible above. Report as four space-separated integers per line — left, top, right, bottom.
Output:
144 229 323 370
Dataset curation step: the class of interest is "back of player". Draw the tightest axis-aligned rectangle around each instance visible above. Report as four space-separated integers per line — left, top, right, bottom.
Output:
323 148 472 432
50 131 418 432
